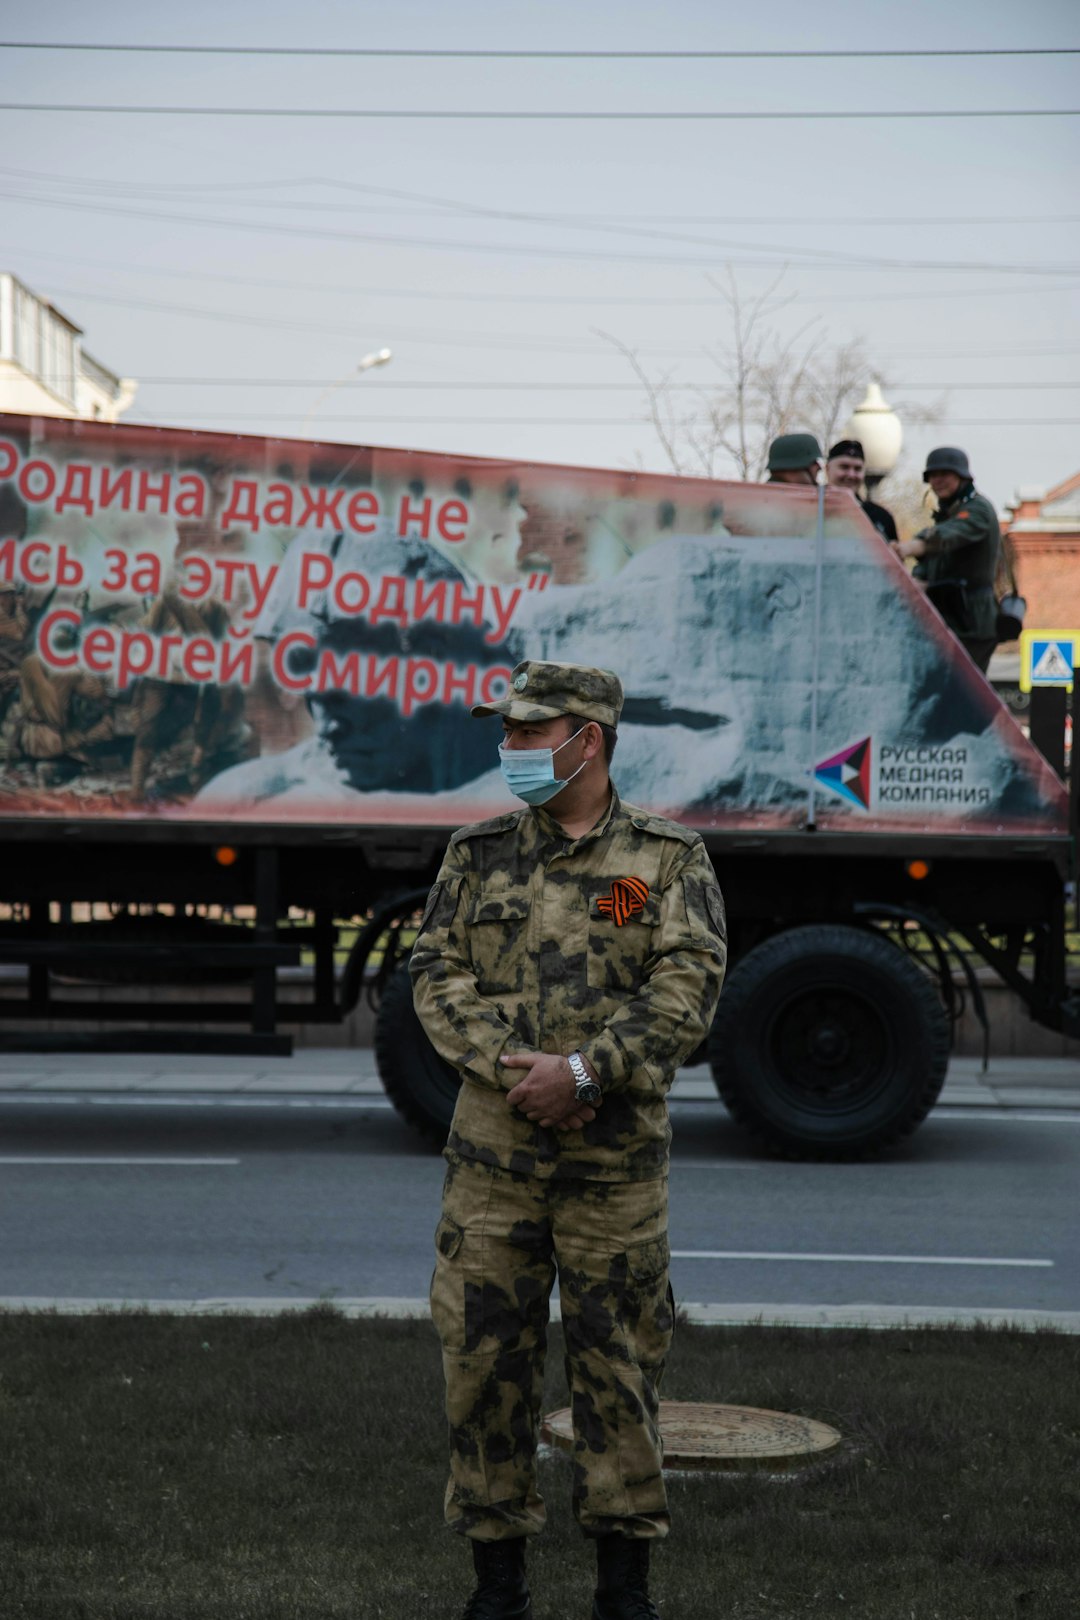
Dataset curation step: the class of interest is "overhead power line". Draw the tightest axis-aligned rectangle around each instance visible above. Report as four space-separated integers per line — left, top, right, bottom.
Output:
2 42 1078 59
129 379 1080 392
7 166 1080 272
5 172 1078 277
5 192 1074 278
5 165 1077 227
15 247 1080 319
1 104 1078 121
22 269 1080 331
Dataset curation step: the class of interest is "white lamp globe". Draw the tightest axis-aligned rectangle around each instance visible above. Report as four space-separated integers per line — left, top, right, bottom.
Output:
844 383 903 480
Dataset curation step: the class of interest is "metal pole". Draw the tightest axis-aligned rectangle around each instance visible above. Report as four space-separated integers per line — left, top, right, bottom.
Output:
252 848 279 1037
1070 669 1080 930
1029 685 1067 781
806 480 826 829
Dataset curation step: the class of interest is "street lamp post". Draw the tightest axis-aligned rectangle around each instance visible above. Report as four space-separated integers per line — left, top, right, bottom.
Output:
844 382 902 494
357 348 393 373
302 348 393 437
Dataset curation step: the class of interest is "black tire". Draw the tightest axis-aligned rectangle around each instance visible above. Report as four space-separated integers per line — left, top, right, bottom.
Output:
708 924 950 1159
374 965 461 1148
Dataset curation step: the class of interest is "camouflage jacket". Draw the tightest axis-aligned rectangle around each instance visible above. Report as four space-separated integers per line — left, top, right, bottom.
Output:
409 787 727 1182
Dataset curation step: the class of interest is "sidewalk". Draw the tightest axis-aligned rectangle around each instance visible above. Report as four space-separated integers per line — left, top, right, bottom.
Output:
2 1051 1080 1109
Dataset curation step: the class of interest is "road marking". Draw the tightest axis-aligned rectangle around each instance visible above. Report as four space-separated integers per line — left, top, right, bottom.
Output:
933 1109 1080 1124
670 1250 1052 1268
0 1095 394 1110
2 1093 1080 1123
0 1156 240 1166
672 1161 759 1170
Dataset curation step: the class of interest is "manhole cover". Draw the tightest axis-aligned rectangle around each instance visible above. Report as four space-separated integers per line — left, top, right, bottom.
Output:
541 1401 842 1472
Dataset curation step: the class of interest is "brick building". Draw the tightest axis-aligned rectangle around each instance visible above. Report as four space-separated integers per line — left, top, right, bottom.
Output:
1004 473 1080 631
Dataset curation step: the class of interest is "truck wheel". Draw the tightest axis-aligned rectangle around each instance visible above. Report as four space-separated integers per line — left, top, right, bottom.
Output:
708 924 949 1159
374 966 461 1148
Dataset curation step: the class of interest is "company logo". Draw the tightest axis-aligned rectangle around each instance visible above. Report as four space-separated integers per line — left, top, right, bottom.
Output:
815 737 872 810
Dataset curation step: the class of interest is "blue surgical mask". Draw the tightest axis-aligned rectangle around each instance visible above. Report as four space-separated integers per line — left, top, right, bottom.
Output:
499 726 587 806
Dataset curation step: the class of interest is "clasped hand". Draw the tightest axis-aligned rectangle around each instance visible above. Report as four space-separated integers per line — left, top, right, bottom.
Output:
502 1051 600 1131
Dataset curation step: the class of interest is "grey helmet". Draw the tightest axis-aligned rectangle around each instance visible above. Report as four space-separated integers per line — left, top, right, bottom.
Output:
923 446 972 482
767 432 823 473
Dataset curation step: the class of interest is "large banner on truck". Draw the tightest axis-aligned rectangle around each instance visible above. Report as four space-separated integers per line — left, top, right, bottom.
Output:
0 414 1067 837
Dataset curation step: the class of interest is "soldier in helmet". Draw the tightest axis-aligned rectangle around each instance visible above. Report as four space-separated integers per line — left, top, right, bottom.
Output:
765 432 822 486
410 659 727 1620
892 447 1000 673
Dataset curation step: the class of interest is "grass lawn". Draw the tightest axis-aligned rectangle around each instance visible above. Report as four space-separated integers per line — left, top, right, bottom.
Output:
2 1309 1078 1619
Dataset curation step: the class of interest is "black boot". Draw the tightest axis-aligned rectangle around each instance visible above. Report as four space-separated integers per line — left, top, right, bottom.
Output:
460 1537 532 1619
592 1534 660 1620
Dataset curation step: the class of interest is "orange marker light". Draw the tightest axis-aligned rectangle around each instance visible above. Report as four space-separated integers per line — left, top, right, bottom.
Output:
906 859 931 881
213 846 239 867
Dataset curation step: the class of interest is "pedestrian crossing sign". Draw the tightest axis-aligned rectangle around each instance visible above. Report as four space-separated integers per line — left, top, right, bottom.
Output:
1020 629 1078 692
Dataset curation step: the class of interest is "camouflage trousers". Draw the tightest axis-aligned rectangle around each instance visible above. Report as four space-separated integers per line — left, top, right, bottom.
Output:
431 1156 673 1543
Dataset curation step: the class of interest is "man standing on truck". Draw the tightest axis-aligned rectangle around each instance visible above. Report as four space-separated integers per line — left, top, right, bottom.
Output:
765 432 822 486
826 439 898 541
410 659 726 1620
892 446 1001 674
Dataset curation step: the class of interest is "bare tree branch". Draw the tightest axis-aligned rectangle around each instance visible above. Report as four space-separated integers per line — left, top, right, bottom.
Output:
593 329 686 474
607 268 914 483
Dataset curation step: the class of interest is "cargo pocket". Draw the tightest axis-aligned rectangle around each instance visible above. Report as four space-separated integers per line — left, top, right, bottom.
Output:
467 894 530 994
435 1215 465 1261
626 1235 670 1285
587 893 660 993
624 1234 674 1378
430 1215 467 1351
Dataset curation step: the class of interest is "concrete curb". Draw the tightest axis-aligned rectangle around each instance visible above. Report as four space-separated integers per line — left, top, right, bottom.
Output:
3 1297 1078 1334
2 1052 1080 1109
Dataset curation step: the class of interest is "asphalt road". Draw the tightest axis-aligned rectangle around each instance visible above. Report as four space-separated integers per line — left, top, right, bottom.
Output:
2 1092 1078 1320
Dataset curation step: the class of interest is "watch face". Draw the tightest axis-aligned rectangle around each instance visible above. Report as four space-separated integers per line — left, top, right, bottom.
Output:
576 1080 602 1105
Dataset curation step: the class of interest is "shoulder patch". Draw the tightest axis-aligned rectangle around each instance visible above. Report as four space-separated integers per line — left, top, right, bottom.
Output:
705 885 727 936
449 810 523 846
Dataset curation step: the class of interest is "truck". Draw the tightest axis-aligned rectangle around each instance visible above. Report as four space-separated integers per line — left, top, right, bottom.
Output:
0 411 1074 1158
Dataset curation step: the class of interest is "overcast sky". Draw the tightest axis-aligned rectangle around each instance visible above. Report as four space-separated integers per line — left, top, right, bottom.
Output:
2 0 1077 507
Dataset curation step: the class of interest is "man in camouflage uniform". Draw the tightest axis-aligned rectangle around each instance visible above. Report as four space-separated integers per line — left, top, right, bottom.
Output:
410 660 727 1620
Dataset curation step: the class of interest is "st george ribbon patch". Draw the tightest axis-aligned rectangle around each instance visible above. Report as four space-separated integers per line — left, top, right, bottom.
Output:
596 877 650 926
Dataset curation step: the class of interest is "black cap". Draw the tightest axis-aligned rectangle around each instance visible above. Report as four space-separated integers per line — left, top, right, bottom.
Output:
827 439 865 462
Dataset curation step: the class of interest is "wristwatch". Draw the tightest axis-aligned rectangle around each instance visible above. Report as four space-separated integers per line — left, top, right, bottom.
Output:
567 1051 602 1106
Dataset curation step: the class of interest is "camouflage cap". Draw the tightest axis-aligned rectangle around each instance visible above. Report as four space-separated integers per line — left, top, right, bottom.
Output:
471 659 624 727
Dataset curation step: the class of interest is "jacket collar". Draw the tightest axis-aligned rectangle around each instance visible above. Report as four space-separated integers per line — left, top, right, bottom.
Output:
531 782 622 851
938 478 976 517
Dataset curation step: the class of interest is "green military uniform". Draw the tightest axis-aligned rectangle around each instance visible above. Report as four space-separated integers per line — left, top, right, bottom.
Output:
411 662 726 1550
914 480 1000 671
